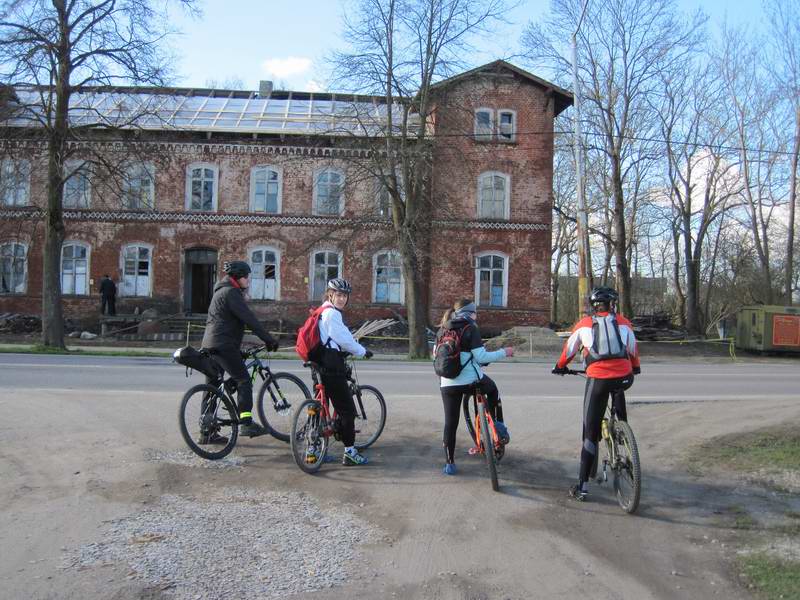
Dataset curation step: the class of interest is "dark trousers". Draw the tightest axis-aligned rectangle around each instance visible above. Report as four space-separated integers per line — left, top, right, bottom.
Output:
101 295 116 316
206 346 253 418
440 375 501 463
579 377 628 483
319 348 356 447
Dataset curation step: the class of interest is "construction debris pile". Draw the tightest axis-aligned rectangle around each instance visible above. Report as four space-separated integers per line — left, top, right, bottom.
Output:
630 314 686 341
0 313 41 334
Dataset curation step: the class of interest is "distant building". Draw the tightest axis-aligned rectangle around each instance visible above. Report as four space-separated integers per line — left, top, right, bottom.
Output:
0 60 572 330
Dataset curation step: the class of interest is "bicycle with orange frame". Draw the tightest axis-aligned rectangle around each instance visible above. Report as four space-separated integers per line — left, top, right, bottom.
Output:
462 382 504 492
289 356 386 474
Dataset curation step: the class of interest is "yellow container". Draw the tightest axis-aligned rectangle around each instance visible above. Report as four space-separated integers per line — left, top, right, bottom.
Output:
736 305 800 352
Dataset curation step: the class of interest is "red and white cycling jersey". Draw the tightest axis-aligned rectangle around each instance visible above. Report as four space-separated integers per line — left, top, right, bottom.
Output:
556 311 640 379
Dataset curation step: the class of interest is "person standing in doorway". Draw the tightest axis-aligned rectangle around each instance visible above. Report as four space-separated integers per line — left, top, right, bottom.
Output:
100 274 117 316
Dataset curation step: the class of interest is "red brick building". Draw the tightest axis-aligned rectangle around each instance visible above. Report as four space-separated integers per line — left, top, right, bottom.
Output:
0 61 571 332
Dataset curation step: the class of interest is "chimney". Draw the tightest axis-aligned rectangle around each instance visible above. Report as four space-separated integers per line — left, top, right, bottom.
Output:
259 80 273 97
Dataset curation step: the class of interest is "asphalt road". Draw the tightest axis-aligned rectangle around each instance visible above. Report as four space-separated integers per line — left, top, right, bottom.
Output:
1 353 799 599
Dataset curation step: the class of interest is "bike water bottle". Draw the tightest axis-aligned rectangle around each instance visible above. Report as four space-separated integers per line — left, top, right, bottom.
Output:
601 418 609 440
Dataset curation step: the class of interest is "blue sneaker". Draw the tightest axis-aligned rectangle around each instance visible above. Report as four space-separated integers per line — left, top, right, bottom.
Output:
343 448 368 466
443 463 457 475
495 421 510 444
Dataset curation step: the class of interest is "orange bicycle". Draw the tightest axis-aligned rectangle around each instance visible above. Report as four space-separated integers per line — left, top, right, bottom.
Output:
289 358 386 474
462 383 503 492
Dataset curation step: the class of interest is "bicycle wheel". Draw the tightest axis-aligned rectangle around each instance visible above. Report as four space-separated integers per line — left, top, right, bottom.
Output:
462 394 478 445
612 420 641 514
353 384 387 450
478 402 499 492
178 384 238 460
257 372 312 443
290 399 329 474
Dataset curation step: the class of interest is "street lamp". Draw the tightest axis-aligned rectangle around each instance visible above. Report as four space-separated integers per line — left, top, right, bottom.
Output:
572 0 593 315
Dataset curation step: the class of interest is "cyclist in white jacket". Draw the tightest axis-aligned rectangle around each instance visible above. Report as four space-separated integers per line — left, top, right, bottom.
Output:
317 278 373 465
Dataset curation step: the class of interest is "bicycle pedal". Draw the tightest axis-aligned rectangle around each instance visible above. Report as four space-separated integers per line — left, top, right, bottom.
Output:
305 455 318 464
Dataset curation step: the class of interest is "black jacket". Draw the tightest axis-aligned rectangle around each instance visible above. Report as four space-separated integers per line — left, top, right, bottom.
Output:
99 277 116 297
201 277 275 350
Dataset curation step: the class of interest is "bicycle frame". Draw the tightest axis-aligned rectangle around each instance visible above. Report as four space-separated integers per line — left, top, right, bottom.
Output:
472 389 501 454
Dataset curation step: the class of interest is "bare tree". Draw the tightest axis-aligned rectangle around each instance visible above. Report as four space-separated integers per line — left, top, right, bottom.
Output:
765 0 800 304
0 0 195 348
522 0 706 316
328 0 509 357
655 60 743 333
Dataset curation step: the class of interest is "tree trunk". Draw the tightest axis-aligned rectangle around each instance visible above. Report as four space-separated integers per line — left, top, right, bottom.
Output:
399 232 429 359
683 210 701 335
786 108 799 304
42 13 70 349
611 155 633 317
671 219 686 328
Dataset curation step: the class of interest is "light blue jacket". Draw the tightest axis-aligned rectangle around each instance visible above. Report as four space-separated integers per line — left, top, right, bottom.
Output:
437 318 506 387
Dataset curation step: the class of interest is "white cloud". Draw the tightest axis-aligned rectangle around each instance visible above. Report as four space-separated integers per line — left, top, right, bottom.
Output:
261 56 312 79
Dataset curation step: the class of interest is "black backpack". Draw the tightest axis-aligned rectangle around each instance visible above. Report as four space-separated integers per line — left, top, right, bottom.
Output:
433 324 469 378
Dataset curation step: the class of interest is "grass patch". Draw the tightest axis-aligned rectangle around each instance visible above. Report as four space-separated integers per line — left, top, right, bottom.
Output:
691 426 800 473
739 553 800 600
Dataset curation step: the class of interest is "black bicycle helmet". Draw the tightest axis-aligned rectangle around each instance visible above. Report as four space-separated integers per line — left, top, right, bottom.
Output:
589 286 618 306
223 260 251 279
327 277 352 294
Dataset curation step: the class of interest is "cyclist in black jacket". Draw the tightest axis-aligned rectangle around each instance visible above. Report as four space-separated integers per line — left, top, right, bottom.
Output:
200 260 279 441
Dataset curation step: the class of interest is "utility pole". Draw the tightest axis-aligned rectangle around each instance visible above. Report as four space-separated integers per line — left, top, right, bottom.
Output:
572 0 593 316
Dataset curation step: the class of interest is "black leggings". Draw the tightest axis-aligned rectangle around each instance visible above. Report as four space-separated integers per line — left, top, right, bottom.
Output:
579 377 628 483
206 347 253 417
440 375 502 464
318 348 356 447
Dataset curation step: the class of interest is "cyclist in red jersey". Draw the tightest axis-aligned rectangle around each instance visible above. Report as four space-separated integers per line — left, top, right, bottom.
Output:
552 286 641 501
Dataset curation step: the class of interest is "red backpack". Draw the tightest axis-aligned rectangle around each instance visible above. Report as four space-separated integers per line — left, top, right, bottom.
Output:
295 305 328 361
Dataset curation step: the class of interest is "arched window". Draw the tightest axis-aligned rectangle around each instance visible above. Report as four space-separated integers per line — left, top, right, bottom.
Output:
250 165 282 214
314 169 344 215
121 244 153 297
310 250 341 300
185 163 218 211
0 159 30 206
477 171 510 220
123 162 155 210
0 241 27 294
61 242 90 295
249 246 280 300
474 252 508 307
63 160 91 208
373 251 404 304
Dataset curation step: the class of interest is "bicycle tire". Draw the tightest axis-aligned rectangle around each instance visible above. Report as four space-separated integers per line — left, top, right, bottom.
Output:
178 384 238 460
462 393 478 445
478 402 499 492
290 399 328 474
353 384 387 450
257 372 312 443
612 420 641 514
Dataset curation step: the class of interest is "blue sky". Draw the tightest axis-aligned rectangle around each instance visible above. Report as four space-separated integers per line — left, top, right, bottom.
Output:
168 0 766 92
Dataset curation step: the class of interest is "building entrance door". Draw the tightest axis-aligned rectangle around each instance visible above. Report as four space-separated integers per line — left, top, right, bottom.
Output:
184 248 217 314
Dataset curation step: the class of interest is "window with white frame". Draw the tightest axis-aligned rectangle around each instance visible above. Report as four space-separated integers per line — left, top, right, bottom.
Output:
373 251 403 304
186 163 218 211
249 247 279 300
63 161 91 208
314 169 343 215
250 166 281 213
0 241 27 294
61 242 89 295
474 109 494 141
0 159 30 206
123 163 155 210
478 172 510 220
311 250 341 299
498 110 516 142
474 253 508 307
121 244 152 296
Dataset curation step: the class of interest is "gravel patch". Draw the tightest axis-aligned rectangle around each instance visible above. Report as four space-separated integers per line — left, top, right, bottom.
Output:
143 448 248 470
739 537 800 562
63 489 383 599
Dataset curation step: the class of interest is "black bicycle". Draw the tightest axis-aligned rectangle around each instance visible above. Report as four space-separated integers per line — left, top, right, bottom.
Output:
177 345 311 460
565 368 641 514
